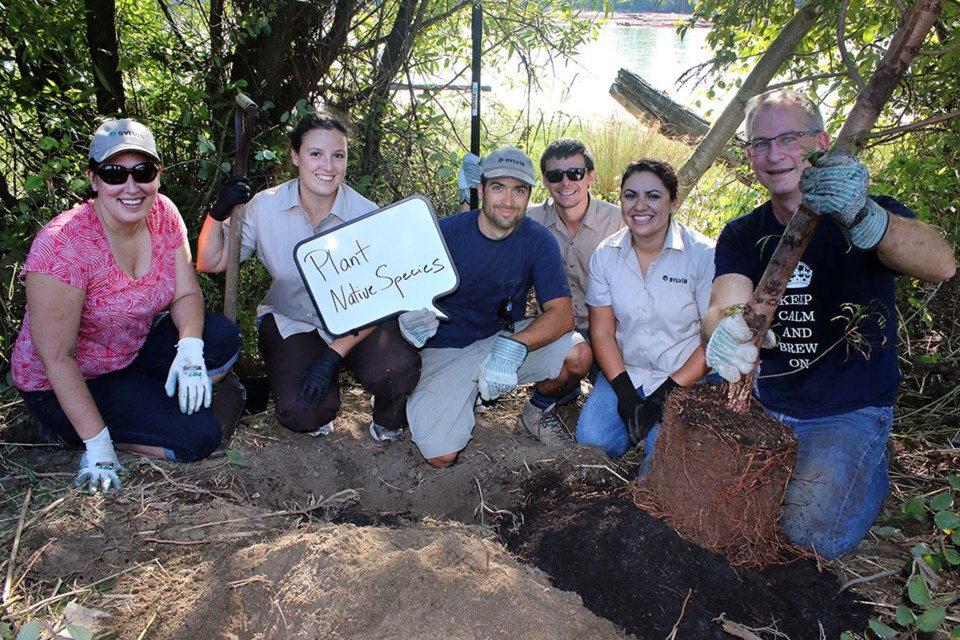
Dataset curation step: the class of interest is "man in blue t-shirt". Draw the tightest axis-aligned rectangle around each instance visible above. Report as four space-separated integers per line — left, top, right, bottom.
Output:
398 146 592 468
702 89 955 559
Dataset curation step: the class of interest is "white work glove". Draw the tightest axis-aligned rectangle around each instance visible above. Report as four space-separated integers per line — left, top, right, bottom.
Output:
475 336 528 401
799 153 889 250
705 311 777 383
458 153 483 204
164 337 212 415
75 427 126 495
398 308 439 348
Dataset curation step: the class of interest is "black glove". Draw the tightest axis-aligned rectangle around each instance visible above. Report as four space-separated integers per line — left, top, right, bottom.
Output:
636 378 679 440
209 175 252 221
296 349 342 408
611 372 646 446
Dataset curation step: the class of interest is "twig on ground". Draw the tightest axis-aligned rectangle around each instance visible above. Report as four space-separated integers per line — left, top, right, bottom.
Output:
378 476 422 494
666 589 693 639
840 568 899 591
8 540 54 602
0 442 60 448
0 495 68 548
0 472 74 481
178 492 358 532
10 560 161 619
714 614 790 639
228 575 272 589
576 463 630 484
3 487 30 604
135 610 158 640
147 460 220 497
473 478 514 526
142 538 212 546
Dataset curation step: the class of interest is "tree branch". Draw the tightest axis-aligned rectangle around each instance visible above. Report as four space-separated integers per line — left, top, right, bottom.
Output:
836 0 866 92
866 109 960 141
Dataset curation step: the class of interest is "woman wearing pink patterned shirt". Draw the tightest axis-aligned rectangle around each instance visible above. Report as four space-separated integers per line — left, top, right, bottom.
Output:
12 119 241 494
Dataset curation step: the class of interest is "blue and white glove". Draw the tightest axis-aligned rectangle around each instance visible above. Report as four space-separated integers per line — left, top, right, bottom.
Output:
164 337 213 415
705 311 776 383
475 336 528 401
458 153 483 204
398 308 439 348
800 153 889 250
75 427 126 495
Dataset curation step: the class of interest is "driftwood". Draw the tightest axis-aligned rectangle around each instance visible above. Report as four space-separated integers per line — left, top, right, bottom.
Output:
728 0 948 413
610 69 746 173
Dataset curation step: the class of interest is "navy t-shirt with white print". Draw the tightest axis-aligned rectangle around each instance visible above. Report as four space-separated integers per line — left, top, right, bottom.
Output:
714 195 912 419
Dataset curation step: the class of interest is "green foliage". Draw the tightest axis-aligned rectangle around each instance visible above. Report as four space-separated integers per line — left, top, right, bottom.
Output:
14 621 39 640
0 0 614 379
225 449 252 467
867 474 960 637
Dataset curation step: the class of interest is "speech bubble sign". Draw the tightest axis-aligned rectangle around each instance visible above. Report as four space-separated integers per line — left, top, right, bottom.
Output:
294 195 459 337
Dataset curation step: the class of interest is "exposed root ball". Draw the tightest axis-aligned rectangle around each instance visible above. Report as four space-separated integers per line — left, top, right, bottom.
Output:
631 385 799 568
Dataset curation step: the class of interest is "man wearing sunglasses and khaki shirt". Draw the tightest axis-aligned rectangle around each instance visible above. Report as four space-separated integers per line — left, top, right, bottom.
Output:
527 139 624 348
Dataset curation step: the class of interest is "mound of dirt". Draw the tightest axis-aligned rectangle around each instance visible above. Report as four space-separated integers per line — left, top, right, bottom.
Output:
1 385 875 639
505 474 874 639
97 521 631 640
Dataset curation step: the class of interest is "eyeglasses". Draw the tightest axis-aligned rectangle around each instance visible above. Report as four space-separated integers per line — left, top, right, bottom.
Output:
743 130 821 154
497 297 515 333
544 168 587 183
95 163 160 185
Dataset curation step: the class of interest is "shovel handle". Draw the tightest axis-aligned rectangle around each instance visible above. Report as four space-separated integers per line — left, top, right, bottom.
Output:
224 93 258 322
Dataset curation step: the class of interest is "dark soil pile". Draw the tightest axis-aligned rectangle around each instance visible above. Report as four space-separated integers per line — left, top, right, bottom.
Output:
634 384 799 568
504 472 873 639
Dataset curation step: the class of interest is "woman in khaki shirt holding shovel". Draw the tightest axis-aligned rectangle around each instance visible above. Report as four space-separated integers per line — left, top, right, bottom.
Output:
197 112 420 442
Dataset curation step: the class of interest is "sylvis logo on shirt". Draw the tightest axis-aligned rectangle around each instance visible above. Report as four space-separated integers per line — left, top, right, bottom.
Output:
662 275 688 284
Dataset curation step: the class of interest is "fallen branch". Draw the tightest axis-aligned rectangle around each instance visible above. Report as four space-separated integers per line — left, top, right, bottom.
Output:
3 488 31 605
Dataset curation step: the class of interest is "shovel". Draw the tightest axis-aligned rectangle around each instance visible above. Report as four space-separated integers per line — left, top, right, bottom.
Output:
212 93 258 446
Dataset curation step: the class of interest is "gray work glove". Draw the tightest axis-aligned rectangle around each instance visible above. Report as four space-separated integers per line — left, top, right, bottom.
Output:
457 153 483 204
75 427 126 495
800 153 889 249
475 335 528 401
398 308 439 348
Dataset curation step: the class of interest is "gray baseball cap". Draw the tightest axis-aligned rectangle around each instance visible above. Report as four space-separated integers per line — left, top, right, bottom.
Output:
89 119 161 164
482 146 535 186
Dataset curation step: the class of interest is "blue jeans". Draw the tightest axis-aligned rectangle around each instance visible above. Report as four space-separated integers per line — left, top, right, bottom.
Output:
21 312 240 461
771 405 892 559
576 372 658 459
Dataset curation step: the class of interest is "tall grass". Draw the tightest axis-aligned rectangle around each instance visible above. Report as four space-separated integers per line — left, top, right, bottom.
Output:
495 111 756 239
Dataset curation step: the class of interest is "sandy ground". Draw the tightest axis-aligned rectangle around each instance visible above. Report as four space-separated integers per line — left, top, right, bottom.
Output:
4 386 638 639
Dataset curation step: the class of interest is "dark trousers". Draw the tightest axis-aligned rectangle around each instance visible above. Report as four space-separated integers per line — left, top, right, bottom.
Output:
21 312 241 461
258 315 421 432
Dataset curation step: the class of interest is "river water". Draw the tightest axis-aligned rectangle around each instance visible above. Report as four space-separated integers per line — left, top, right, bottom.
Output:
490 19 728 119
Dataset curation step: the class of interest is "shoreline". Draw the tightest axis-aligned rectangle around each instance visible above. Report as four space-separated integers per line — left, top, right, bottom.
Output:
582 11 711 28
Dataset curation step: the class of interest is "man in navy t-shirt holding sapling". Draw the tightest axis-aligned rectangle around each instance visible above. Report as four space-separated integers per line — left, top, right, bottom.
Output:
702 89 955 559
398 146 591 468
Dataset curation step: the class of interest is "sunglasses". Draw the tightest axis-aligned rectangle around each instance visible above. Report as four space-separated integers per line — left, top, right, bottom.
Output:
95 163 160 185
544 167 587 184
